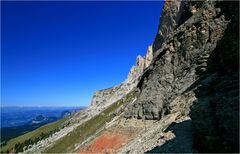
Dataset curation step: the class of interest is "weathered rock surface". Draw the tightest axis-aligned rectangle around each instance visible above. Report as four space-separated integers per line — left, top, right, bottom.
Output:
125 0 228 120
189 2 239 152
152 0 192 52
90 46 153 110
125 0 239 152
118 114 194 153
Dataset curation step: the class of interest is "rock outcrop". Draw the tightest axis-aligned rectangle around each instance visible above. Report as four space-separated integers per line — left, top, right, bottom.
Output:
125 0 239 152
152 0 192 52
90 46 153 110
125 0 228 120
144 46 153 68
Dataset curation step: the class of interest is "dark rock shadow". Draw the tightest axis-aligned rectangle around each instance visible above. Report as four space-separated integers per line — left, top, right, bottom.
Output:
189 1 239 153
146 119 195 153
147 1 239 153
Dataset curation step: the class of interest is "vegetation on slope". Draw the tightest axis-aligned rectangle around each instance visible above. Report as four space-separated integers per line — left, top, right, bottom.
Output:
1 117 58 142
45 89 137 153
1 118 68 153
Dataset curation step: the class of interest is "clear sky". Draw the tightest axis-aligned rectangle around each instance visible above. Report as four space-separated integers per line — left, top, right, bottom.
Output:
1 1 164 107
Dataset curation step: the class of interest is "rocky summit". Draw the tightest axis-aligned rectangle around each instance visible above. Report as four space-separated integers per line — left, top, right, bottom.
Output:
2 1 238 153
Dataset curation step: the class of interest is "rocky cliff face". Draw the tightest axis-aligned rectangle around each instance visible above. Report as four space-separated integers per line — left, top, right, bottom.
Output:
125 0 228 120
125 0 239 152
90 46 153 110
152 0 192 52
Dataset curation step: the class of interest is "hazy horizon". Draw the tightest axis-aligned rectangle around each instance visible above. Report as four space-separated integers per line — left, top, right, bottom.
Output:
0 105 86 108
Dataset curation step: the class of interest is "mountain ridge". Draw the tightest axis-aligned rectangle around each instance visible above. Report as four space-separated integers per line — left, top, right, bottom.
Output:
90 45 153 109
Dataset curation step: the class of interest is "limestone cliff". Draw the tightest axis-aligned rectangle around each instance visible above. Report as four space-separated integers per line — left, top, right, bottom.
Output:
125 0 228 120
90 46 153 110
125 0 239 152
153 0 191 52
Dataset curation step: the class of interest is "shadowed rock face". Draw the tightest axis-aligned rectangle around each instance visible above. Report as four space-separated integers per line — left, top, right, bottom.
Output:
125 1 239 152
190 1 239 152
146 120 194 153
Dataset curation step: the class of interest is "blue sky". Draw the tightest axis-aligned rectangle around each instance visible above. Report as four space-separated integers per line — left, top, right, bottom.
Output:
1 1 164 107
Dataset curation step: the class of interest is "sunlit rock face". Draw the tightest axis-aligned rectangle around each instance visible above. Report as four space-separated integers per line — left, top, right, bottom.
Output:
152 1 201 52
144 46 153 68
90 46 153 110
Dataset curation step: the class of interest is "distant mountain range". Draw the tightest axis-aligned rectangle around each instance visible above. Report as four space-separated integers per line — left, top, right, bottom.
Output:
0 107 84 142
1 106 83 127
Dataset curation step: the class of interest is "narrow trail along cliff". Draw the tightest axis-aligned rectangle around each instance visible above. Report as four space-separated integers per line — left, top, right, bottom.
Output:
3 1 238 153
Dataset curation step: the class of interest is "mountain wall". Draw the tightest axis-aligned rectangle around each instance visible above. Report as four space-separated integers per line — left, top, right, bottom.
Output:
125 0 227 120
125 0 239 152
152 0 191 52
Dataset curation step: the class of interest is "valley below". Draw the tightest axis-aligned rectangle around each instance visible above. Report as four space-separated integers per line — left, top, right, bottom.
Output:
0 107 82 144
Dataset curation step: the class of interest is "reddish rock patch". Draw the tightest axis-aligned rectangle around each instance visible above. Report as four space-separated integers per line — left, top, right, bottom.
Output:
78 128 136 153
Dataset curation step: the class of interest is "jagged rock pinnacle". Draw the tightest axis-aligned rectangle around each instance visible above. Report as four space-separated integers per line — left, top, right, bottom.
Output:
90 45 153 108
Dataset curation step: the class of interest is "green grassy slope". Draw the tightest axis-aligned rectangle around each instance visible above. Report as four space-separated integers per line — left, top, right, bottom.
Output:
1 118 67 153
45 89 137 153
